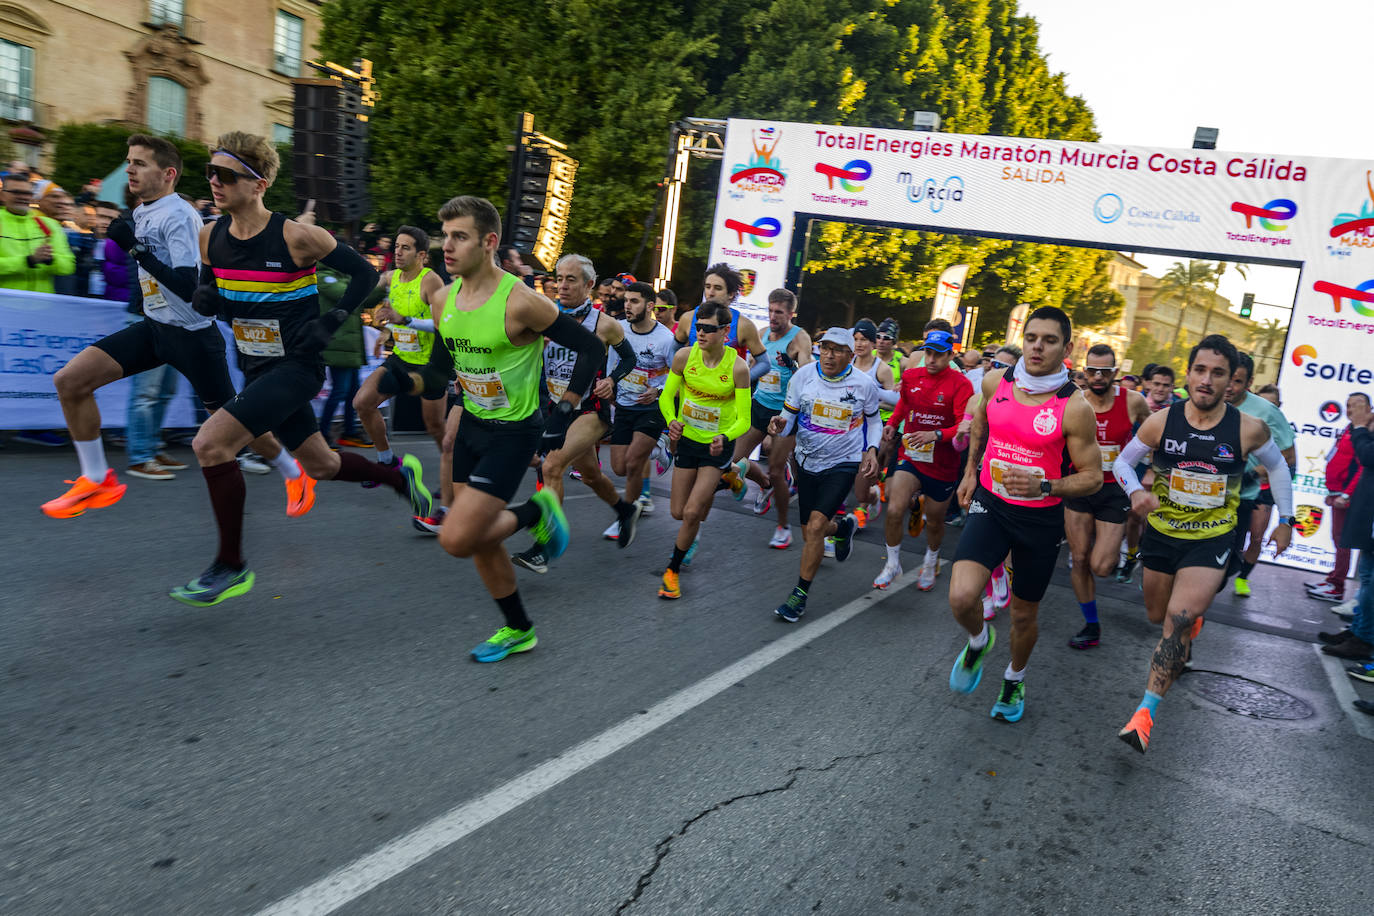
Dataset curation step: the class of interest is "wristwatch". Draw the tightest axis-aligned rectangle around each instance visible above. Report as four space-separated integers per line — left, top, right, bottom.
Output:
1278 515 1296 527
1039 479 1053 496
129 242 149 260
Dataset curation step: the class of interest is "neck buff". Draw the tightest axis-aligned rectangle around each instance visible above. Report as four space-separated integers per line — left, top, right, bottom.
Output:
1012 357 1068 394
561 298 593 322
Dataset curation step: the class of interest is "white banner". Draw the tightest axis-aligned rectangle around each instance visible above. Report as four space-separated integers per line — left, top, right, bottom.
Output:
707 117 1374 573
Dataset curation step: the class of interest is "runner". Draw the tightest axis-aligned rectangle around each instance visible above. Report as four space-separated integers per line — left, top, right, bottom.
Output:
605 280 676 535
43 133 300 520
732 288 812 548
848 318 899 529
353 226 446 463
947 307 1103 723
1113 334 1294 752
1063 344 1149 649
1224 351 1295 597
656 301 752 599
1117 363 1181 581
393 195 605 661
174 132 432 606
873 329 972 590
767 327 882 621
511 253 638 570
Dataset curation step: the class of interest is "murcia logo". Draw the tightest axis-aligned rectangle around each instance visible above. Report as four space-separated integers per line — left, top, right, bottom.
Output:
1032 406 1057 435
1164 438 1187 455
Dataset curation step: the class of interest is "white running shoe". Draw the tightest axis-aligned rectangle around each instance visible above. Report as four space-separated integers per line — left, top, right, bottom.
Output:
753 486 774 516
636 494 654 515
824 537 836 559
602 520 620 540
873 560 902 589
769 526 792 549
983 594 997 620
991 568 1010 608
237 451 271 475
917 557 939 591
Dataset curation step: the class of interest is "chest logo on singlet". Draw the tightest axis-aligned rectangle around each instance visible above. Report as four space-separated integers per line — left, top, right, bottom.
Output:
1216 444 1235 460
1032 406 1058 436
1164 438 1187 455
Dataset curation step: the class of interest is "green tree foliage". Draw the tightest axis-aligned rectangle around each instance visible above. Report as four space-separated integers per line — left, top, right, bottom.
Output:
1155 259 1219 348
51 122 213 205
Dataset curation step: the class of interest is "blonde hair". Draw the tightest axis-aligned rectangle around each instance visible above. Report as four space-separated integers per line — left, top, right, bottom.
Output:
213 131 279 185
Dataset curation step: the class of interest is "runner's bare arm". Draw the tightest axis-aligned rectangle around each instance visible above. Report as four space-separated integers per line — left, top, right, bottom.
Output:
673 306 697 346
1126 389 1151 427
1053 396 1105 499
739 318 766 359
791 329 814 367
955 372 996 508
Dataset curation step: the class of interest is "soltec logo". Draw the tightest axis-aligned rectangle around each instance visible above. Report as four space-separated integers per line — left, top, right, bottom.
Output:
1290 344 1317 367
1231 199 1297 230
1319 400 1343 423
1331 170 1374 240
724 216 782 248
1312 279 1374 317
815 159 872 192
1290 344 1374 384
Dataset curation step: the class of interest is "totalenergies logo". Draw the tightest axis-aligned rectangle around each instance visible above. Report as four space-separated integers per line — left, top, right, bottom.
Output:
1312 279 1374 317
724 216 782 248
1231 199 1296 231
815 159 872 192
1290 344 1317 367
1331 171 1374 240
729 127 787 194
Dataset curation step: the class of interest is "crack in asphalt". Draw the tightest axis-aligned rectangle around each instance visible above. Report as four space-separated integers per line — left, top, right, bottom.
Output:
615 752 883 913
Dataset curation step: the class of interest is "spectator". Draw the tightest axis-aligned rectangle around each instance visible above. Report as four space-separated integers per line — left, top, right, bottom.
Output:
1322 401 1374 672
0 170 75 293
1310 393 1370 603
91 200 132 303
1256 383 1281 408
35 182 91 297
1142 364 1177 412
499 245 535 286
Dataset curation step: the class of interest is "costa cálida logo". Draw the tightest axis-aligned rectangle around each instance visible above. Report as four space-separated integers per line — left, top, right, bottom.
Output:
728 127 787 200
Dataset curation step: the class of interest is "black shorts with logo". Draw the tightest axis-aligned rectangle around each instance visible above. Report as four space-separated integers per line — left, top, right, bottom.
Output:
675 436 735 471
750 399 781 434
1062 481 1131 525
796 463 858 523
610 406 666 445
1140 526 1235 576
451 411 542 502
93 317 235 411
953 485 1065 603
894 459 957 504
221 356 325 451
382 352 447 401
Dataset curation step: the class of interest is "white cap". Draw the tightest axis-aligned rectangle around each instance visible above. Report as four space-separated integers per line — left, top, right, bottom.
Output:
819 327 854 351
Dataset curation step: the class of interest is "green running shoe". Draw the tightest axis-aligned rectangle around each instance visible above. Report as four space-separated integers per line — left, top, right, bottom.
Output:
471 625 537 662
170 562 255 607
990 678 1025 722
681 538 699 568
949 625 996 694
1233 577 1251 597
400 454 433 519
528 488 570 560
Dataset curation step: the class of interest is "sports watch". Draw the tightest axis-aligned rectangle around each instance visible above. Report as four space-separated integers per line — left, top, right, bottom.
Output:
1039 479 1053 496
1278 515 1296 527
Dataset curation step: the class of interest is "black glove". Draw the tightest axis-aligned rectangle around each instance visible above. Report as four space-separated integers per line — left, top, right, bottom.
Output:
106 216 138 252
539 399 575 456
775 351 797 371
191 283 224 317
300 308 347 353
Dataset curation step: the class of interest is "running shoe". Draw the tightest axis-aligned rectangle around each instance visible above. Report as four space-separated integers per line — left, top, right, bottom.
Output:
658 568 681 599
991 567 1010 609
1307 582 1344 603
681 538 698 568
990 679 1025 722
603 520 620 540
1233 577 1251 597
729 458 748 501
1346 662 1374 684
1118 707 1153 753
852 507 868 530
237 451 271 474
945 509 964 528
154 453 188 470
1068 622 1101 650
285 462 317 518
1304 577 1328 590
337 434 373 448
868 499 882 521
471 625 537 662
16 430 68 447
775 587 807 623
636 494 655 516
753 486 774 516
41 470 127 518
127 461 175 481
917 555 939 591
1116 554 1138 583
362 455 399 489
512 546 548 574
832 515 857 563
873 560 902 590
824 538 836 559
169 562 255 607
412 508 446 534
908 499 924 538
653 434 674 475
528 487 570 560
949 626 995 693
982 594 996 621
617 502 643 549
769 526 792 549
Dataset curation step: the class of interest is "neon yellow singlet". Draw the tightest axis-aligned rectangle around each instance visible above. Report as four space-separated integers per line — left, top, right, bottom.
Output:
387 266 435 365
677 343 739 445
438 272 541 422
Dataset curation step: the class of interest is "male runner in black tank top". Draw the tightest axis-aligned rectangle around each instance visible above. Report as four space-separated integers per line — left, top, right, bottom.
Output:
174 131 433 607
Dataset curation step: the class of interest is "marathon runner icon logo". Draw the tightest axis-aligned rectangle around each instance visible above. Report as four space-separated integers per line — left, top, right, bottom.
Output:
1032 406 1057 435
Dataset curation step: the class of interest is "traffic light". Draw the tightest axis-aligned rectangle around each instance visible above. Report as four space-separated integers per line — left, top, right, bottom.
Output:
1240 292 1254 319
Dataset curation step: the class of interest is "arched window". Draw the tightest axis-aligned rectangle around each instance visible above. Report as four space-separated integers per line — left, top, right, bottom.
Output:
147 76 186 136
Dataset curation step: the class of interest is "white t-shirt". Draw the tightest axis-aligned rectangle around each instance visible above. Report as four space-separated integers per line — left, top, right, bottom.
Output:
611 320 677 409
133 193 207 330
783 362 883 472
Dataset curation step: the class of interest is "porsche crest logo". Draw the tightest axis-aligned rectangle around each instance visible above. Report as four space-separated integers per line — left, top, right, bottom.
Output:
1294 504 1323 538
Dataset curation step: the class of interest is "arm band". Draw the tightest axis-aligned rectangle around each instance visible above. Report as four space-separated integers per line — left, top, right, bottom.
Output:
1255 437 1295 517
778 406 799 437
133 250 197 302
319 242 379 315
863 409 883 452
877 386 899 407
1112 436 1152 497
609 337 637 384
542 312 604 403
407 317 436 333
748 349 772 383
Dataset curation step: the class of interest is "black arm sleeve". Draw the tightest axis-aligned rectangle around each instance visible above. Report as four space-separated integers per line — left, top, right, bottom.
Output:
541 312 605 403
131 249 198 303
319 241 380 315
609 337 637 385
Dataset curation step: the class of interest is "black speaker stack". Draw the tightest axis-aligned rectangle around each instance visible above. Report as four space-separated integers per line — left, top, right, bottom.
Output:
291 79 369 223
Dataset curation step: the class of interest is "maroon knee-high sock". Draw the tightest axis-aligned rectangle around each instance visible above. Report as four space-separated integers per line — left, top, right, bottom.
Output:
202 460 246 568
333 450 406 493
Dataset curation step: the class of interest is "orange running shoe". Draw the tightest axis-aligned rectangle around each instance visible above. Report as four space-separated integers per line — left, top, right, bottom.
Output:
1190 617 1204 641
852 507 868 530
285 462 317 517
41 469 127 518
658 568 681 600
908 495 925 538
1118 707 1153 754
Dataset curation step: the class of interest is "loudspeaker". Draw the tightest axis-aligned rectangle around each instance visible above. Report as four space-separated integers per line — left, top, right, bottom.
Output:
291 79 369 223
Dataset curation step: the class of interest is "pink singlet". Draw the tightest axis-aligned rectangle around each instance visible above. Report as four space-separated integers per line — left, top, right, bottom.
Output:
978 371 1076 507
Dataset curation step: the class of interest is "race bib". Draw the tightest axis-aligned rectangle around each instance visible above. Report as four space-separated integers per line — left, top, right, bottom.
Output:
621 368 648 394
457 368 511 411
809 399 852 432
390 324 420 353
903 433 936 463
1099 442 1120 472
757 370 781 394
1168 468 1225 509
989 457 1046 501
546 375 569 400
140 274 167 310
231 317 285 357
682 399 720 433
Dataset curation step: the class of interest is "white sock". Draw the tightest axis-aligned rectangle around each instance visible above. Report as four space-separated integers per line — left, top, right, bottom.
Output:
969 622 989 650
74 438 108 481
377 448 394 464
924 547 939 565
1004 663 1025 682
886 544 901 566
270 449 301 480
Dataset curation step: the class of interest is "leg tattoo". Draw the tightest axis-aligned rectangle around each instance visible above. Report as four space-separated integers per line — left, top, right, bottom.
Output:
1147 611 1192 695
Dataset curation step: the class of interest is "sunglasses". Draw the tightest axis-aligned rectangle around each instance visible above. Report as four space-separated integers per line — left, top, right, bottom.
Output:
990 359 1012 369
1084 366 1117 376
696 322 722 334
877 334 896 341
205 164 257 185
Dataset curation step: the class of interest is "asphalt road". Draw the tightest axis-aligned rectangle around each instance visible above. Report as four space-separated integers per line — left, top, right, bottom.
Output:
3 434 1371 916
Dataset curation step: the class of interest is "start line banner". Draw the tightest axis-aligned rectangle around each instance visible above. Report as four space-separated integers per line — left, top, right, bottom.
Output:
708 118 1374 574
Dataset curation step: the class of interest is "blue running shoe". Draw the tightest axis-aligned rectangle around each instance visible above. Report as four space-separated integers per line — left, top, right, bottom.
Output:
399 454 433 518
774 587 807 623
681 538 699 568
528 488 570 561
990 678 1025 722
471 625 537 662
949 625 996 693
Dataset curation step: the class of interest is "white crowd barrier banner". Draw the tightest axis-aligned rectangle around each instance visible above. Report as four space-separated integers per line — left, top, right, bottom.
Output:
709 118 1374 574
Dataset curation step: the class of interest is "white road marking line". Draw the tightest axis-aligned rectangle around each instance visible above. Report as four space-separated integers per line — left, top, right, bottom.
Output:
255 577 918 916
1314 645 1374 742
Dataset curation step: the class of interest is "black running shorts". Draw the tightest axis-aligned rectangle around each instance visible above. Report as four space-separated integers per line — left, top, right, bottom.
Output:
93 317 235 412
610 406 666 446
796 463 858 523
750 399 781 434
674 436 735 471
894 460 957 504
451 411 542 502
381 352 447 401
221 357 325 451
1140 527 1235 575
1062 481 1131 525
953 485 1064 603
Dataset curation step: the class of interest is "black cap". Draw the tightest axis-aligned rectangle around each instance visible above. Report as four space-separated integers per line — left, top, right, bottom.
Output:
853 318 879 341
877 318 900 339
